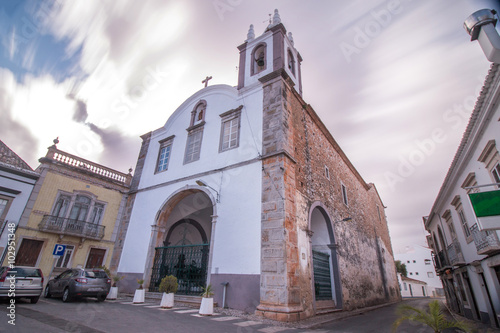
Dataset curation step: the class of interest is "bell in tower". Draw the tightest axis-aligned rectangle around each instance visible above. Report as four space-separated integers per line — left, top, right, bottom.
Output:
236 9 302 95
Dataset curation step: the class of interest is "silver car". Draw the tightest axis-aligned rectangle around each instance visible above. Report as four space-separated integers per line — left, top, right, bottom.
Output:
0 266 44 304
44 268 111 302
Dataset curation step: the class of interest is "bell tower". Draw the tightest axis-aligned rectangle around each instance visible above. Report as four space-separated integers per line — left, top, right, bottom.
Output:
237 9 303 95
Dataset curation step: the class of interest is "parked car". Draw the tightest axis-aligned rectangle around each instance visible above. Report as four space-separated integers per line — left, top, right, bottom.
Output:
44 268 111 302
0 266 44 304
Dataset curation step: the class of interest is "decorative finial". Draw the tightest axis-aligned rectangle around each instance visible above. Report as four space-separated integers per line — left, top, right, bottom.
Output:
288 32 294 46
128 168 133 174
52 137 59 148
246 24 255 42
272 9 281 25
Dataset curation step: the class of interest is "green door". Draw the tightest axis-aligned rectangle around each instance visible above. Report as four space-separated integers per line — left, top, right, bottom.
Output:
313 250 332 300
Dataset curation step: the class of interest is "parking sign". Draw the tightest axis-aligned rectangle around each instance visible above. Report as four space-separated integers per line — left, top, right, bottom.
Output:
53 244 66 256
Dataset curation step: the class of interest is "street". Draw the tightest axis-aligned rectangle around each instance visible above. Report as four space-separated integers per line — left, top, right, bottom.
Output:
0 297 496 333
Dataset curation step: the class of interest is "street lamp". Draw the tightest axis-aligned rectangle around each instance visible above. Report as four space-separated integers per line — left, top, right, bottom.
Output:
464 9 500 63
195 180 220 203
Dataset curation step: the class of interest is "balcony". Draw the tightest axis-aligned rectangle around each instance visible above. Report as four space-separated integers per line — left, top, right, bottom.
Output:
446 239 465 266
471 224 500 256
39 215 105 240
435 250 450 272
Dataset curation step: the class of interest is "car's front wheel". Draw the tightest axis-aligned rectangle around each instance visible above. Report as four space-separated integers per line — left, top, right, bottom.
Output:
62 288 72 303
44 286 51 298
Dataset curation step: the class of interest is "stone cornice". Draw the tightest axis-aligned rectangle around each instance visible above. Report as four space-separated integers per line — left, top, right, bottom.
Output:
260 150 297 164
130 156 261 195
258 68 295 87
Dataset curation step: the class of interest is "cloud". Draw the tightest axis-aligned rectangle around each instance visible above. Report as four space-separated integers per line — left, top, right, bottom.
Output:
65 91 139 172
0 69 38 168
66 93 89 123
86 123 139 171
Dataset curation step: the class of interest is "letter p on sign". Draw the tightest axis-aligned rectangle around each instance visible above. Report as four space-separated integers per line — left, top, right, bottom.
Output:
53 244 66 256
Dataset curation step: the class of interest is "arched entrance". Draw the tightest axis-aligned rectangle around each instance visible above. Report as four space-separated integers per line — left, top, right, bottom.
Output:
147 187 215 295
309 203 342 309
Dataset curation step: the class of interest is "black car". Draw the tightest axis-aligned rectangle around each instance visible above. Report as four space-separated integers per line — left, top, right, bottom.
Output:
44 268 111 302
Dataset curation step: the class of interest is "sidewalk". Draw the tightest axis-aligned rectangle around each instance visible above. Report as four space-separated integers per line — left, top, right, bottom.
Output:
116 292 399 329
441 299 500 333
114 294 500 332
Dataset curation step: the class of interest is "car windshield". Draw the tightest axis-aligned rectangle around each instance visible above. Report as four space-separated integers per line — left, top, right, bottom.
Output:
10 268 41 278
84 271 107 279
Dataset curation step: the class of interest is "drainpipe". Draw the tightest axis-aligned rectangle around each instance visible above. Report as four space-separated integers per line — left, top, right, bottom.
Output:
220 282 229 308
464 9 500 63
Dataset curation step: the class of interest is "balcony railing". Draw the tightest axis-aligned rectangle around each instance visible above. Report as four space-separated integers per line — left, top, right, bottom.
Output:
447 239 465 266
39 215 105 240
44 146 131 186
436 250 450 271
471 224 500 256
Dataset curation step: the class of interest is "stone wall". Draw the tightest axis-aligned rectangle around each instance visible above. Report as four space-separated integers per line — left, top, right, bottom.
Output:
258 68 399 320
288 78 399 311
257 70 305 321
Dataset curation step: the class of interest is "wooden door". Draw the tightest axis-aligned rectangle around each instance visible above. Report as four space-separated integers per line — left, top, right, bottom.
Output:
16 239 44 266
85 248 106 268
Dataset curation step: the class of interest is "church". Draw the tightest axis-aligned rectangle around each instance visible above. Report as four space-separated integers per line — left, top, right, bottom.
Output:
111 10 400 321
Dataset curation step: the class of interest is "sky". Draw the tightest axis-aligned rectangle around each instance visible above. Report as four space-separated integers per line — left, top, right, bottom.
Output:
1 0 499 254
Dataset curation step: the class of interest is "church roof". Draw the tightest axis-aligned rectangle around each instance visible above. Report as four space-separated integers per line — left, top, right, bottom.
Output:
0 140 34 171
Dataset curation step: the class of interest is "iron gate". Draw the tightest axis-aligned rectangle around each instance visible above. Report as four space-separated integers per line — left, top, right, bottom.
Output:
313 250 333 300
149 244 209 295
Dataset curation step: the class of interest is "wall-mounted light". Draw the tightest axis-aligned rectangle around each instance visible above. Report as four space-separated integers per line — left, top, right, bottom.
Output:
464 9 500 63
335 217 352 223
196 180 220 203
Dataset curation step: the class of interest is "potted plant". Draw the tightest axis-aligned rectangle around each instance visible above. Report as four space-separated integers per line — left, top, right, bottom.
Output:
199 284 214 316
107 275 123 300
392 300 470 333
159 275 178 308
133 279 145 304
100 266 121 300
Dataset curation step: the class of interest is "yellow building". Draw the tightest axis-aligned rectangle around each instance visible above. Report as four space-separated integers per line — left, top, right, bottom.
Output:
7 142 131 281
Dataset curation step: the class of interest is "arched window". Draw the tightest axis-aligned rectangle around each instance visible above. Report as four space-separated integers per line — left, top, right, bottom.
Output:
190 100 207 127
52 195 70 218
69 195 91 221
251 43 267 75
51 192 106 225
287 49 296 76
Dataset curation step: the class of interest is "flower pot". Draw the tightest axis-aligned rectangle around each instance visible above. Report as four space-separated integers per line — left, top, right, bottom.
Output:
107 286 118 300
133 289 145 304
199 297 213 316
160 292 175 308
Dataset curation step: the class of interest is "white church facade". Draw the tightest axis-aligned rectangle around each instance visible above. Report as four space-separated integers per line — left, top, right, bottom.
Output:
112 10 400 321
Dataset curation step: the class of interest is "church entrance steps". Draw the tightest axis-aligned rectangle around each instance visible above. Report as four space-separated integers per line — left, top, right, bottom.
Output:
315 300 340 315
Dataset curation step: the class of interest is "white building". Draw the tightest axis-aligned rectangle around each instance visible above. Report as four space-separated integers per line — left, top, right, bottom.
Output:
112 10 399 321
394 245 444 297
0 140 38 263
397 273 428 298
423 11 500 329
